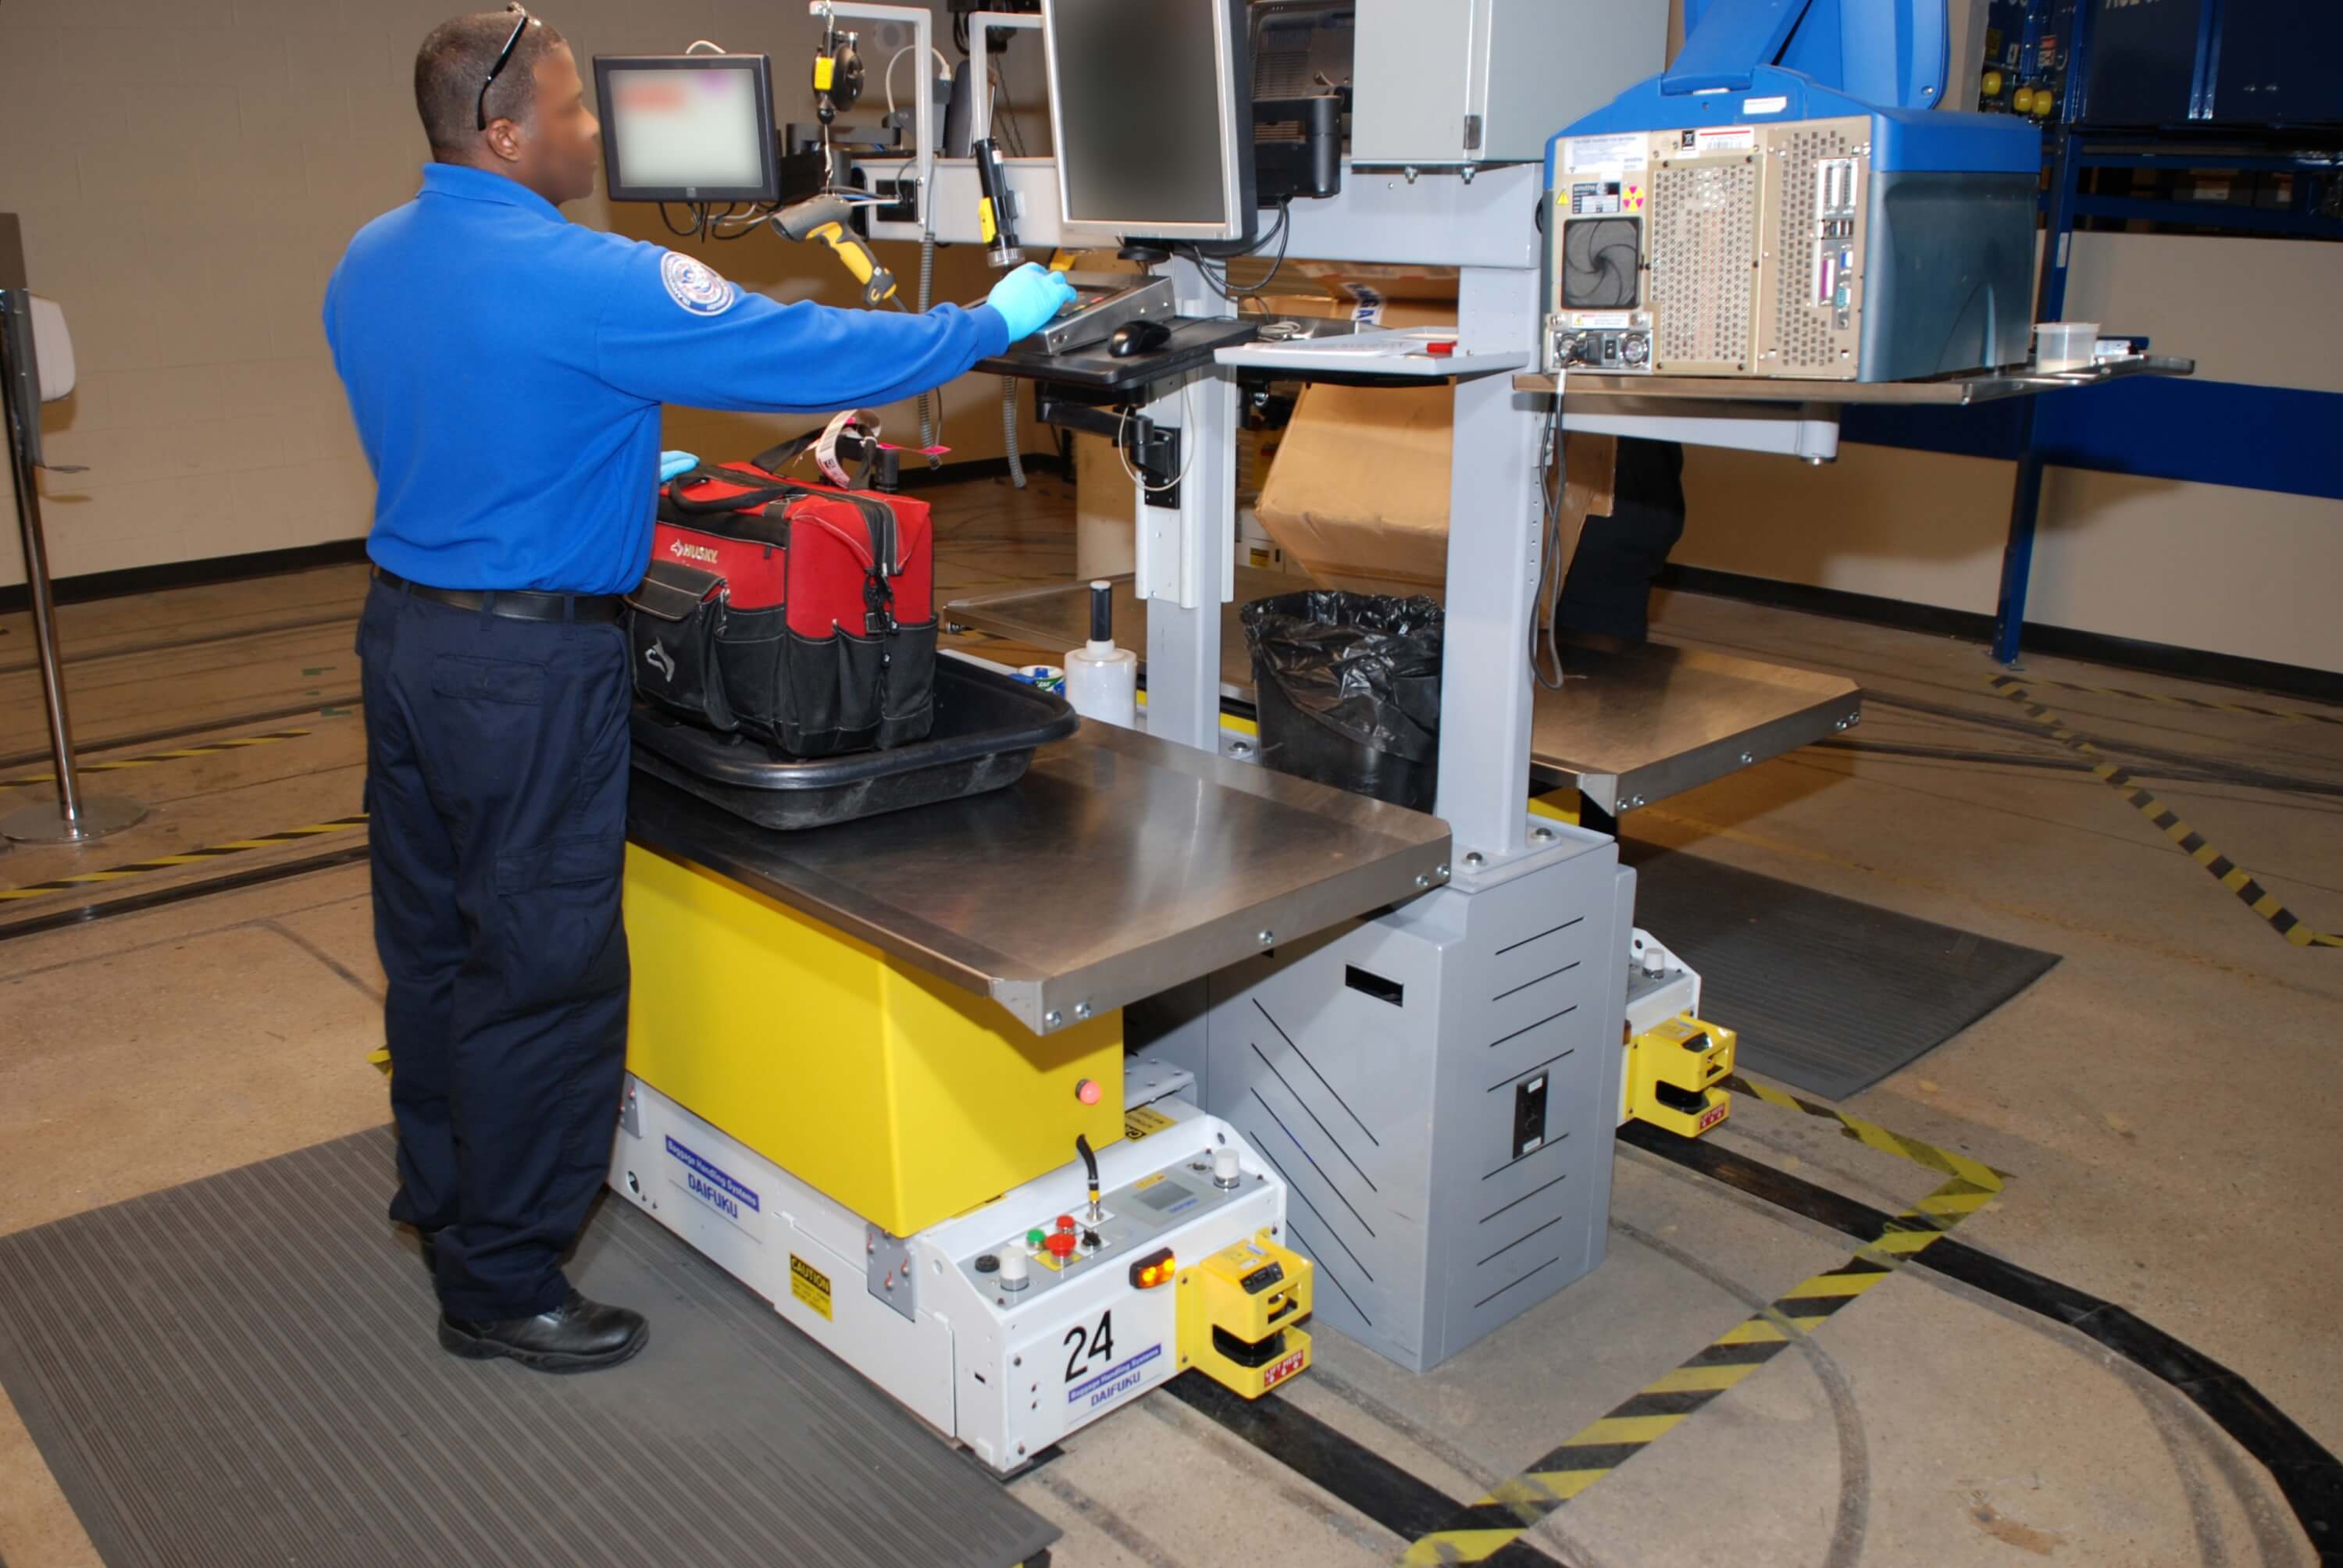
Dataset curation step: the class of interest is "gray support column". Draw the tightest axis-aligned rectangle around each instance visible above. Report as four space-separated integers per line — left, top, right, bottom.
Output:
1432 265 1544 868
1136 262 1239 755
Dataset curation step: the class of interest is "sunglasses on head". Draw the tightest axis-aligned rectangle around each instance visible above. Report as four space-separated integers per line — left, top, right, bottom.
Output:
476 4 531 132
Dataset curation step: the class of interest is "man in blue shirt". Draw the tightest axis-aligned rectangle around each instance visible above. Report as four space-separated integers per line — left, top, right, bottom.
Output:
325 8 1072 1373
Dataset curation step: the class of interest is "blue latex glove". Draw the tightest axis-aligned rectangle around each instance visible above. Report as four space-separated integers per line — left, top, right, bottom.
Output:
986 264 1079 344
658 450 698 483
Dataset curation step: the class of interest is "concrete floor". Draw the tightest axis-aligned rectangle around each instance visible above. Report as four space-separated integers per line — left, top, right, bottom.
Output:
3 472 2338 1566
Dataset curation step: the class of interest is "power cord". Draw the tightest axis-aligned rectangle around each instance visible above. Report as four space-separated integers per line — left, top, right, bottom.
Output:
1114 381 1200 496
1179 199 1293 301
884 45 952 120
1532 405 1570 691
989 68 1029 157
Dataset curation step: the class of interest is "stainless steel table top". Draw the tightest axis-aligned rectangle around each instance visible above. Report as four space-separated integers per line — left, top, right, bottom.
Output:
628 719 1452 1038
943 574 1861 816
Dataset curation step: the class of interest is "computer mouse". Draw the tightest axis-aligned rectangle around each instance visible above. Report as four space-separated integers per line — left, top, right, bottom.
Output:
1109 319 1173 358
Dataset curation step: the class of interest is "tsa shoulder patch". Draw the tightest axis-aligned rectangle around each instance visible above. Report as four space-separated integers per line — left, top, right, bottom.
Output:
660 250 737 317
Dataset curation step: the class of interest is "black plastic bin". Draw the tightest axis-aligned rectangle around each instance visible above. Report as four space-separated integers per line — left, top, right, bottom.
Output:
629 657 1079 831
1240 591 1444 813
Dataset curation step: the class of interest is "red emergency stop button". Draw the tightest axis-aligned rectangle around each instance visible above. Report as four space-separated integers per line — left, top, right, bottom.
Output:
1075 1078 1102 1105
1056 1214 1075 1232
1046 1231 1078 1259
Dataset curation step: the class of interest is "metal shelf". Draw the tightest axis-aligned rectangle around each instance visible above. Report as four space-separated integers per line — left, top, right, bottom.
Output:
1513 353 2195 404
1218 328 1526 381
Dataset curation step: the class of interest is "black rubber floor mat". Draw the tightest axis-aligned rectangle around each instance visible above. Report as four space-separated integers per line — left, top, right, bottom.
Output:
0 1128 1056 1568
1627 846 2059 1099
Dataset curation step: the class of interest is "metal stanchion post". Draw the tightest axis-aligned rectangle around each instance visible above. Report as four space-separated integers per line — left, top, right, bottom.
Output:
2 282 145 843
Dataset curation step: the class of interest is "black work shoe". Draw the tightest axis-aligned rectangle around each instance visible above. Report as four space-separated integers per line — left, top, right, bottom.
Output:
438 1291 649 1374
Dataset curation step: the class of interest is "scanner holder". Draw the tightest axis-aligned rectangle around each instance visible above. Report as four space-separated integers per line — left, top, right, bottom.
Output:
1035 385 1183 510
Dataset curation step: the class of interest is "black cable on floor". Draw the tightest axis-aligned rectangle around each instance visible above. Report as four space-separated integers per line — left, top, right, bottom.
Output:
1618 1121 2343 1561
0 844 369 946
1160 1374 1564 1564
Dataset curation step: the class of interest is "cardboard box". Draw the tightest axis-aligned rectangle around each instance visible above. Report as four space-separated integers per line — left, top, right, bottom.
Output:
1074 432 1136 579
1254 382 1453 597
1257 393 1617 604
1074 265 1619 603
1249 281 1461 598
1251 280 1617 605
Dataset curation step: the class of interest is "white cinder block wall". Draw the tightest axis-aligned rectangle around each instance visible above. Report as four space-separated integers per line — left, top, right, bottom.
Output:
0 0 1055 590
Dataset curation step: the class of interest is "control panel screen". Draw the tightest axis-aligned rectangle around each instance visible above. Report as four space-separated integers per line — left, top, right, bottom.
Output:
1135 1180 1196 1213
594 55 779 203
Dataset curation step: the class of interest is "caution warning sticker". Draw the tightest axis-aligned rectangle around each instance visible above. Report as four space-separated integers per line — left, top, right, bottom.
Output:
1124 1105 1176 1141
790 1254 834 1321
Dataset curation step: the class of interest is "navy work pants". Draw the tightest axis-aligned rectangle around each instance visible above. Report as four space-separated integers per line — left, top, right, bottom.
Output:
357 579 633 1320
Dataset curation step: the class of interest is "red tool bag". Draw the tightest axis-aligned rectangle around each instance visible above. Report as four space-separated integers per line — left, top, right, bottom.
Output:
623 450 936 757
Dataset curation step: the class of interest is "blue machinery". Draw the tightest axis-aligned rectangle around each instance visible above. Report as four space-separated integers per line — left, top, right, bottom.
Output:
1545 0 2041 383
1548 0 2325 672
1984 0 2343 665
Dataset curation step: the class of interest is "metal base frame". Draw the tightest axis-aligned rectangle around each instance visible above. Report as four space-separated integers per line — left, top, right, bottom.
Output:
609 1076 1289 1472
0 793 146 843
1180 831 1631 1372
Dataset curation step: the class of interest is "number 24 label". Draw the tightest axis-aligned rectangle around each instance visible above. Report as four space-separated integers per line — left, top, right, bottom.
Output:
1064 1310 1115 1381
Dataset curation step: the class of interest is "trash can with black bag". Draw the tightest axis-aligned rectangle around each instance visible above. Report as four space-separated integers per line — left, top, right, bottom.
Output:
1240 591 1444 813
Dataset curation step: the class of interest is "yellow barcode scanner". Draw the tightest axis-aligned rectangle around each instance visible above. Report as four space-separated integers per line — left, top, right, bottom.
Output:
972 138 1020 269
773 196 902 310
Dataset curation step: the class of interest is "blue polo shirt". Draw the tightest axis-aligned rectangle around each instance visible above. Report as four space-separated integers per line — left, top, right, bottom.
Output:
323 164 1009 595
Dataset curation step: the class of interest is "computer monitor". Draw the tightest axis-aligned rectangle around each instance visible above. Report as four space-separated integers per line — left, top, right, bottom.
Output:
1042 0 1257 245
594 55 780 205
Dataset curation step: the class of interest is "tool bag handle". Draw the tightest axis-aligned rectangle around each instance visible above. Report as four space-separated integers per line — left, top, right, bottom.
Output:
750 433 822 476
755 413 879 490
664 464 900 579
664 463 803 515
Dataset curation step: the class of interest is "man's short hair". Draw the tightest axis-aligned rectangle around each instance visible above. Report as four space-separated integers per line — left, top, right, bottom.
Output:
414 10 567 153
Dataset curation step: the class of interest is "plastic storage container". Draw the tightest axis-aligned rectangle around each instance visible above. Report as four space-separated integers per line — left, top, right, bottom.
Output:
2035 320 2100 372
629 657 1080 831
1241 591 1444 813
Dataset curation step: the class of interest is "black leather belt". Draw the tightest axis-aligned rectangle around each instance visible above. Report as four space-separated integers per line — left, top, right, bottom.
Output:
372 567 622 624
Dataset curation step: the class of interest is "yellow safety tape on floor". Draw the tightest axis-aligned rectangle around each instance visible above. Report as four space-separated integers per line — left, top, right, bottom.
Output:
1988 676 2343 948
0 730 313 792
2013 674 2342 728
1724 1073 2009 1190
0 814 369 902
1401 1078 2010 1566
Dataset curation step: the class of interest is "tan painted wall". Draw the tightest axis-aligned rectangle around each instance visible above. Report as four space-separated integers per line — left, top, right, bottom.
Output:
9 5 2333 677
1677 230 2343 674
0 0 1046 590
